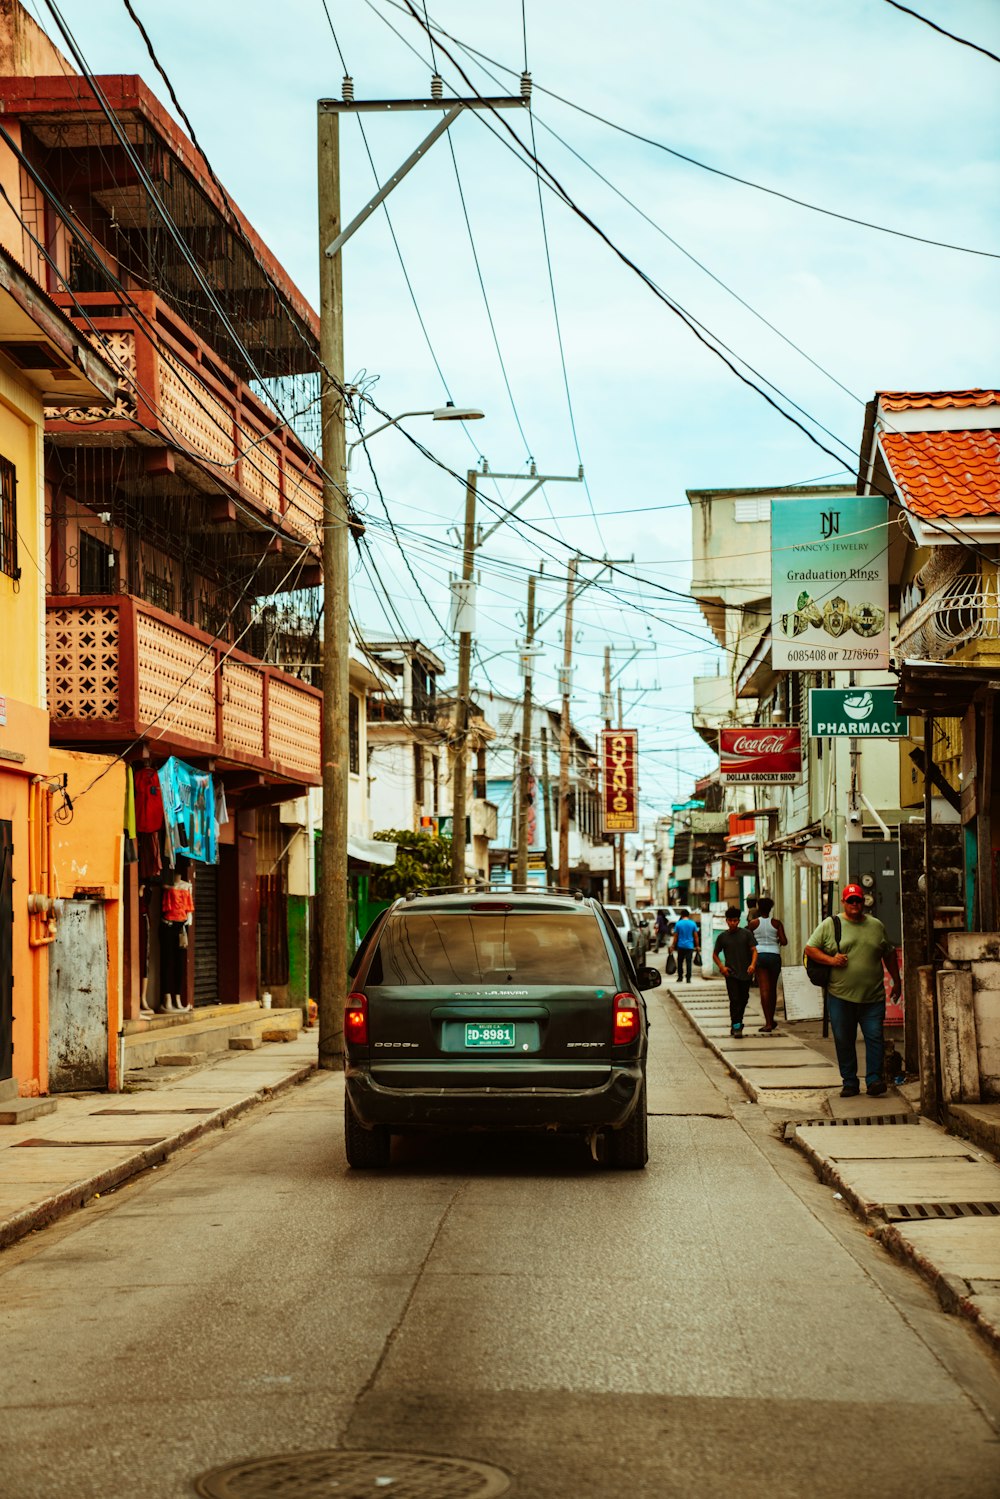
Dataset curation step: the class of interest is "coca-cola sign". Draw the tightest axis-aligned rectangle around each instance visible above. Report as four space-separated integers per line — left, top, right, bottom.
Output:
719 726 802 784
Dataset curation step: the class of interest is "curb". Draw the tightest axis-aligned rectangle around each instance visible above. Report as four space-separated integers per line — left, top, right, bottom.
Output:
668 985 1000 1358
0 1061 316 1253
791 1132 1000 1356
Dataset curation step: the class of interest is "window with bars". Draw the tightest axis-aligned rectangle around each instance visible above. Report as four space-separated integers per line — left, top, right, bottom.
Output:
349 693 360 775
413 744 424 806
143 562 174 613
0 455 19 581
78 529 118 594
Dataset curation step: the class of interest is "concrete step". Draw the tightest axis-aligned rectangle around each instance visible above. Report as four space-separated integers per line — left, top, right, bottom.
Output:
123 1006 303 1070
0 1095 58 1126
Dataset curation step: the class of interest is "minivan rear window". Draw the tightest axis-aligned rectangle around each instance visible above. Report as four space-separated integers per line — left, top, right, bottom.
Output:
365 911 616 986
607 909 626 927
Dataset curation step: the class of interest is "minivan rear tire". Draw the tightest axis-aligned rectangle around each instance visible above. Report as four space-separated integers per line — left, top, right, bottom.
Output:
606 1080 648 1170
344 1096 391 1168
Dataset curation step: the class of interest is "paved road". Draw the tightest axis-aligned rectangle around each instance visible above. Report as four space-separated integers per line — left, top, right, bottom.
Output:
2 991 999 1498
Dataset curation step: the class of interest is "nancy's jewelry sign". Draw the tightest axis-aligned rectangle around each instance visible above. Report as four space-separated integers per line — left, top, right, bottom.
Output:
772 494 890 670
601 728 638 833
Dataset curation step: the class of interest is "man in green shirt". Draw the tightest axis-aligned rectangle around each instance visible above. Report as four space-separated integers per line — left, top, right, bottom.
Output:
804 883 902 1098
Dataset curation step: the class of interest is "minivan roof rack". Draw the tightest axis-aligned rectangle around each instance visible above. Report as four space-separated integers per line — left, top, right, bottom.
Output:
401 883 587 899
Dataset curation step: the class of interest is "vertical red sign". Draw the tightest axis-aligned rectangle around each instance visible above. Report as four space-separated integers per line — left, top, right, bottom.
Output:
601 729 638 833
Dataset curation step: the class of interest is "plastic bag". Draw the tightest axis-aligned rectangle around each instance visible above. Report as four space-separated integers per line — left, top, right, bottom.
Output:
665 951 677 975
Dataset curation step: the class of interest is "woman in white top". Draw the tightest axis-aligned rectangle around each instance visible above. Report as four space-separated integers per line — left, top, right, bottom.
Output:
748 897 787 1033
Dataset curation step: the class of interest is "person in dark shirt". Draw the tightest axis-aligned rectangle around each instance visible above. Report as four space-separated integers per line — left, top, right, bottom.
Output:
713 907 758 1037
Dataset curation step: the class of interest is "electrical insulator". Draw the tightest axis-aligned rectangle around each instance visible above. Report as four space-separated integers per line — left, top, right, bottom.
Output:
520 71 532 101
431 73 443 100
341 75 354 103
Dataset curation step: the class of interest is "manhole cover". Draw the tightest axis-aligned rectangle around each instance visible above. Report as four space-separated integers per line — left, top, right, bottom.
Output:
193 1449 511 1498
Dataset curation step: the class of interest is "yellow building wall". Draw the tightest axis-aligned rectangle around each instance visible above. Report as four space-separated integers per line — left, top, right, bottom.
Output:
0 356 48 1094
899 715 963 809
0 369 44 710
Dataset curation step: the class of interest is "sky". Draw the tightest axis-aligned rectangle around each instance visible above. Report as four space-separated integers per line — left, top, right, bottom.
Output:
29 0 1000 824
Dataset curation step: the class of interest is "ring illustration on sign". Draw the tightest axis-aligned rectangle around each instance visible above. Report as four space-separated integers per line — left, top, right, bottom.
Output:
822 596 851 638
851 603 885 637
780 592 886 642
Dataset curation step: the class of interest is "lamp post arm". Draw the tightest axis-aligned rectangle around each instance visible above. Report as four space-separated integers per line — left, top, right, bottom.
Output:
346 410 435 470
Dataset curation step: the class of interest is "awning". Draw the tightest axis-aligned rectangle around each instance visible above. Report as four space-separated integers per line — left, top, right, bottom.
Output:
763 820 823 855
347 836 397 867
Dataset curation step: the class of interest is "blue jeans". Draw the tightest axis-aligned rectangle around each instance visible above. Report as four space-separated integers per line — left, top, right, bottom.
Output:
827 993 885 1087
676 948 694 982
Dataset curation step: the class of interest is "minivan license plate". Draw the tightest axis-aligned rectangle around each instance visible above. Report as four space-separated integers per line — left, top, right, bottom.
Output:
464 1023 516 1048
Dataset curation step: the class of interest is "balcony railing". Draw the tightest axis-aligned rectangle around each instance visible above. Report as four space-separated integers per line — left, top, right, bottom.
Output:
45 290 324 551
895 573 1000 663
46 595 322 784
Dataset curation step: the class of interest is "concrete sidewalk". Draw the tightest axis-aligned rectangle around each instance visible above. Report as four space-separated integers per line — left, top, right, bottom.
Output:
0 1028 317 1252
667 972 1000 1354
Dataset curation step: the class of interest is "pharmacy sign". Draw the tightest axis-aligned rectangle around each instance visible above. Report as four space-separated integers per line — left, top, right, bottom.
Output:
808 687 908 738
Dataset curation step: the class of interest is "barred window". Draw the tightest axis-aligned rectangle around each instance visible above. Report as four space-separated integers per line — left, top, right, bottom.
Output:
0 455 18 580
349 693 360 775
413 744 424 805
78 529 118 594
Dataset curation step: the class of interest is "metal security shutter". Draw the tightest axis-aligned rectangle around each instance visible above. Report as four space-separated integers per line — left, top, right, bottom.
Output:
193 864 218 1007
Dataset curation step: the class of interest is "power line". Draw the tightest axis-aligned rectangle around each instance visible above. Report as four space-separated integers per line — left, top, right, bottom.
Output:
391 8 1000 572
882 0 1000 65
380 0 999 260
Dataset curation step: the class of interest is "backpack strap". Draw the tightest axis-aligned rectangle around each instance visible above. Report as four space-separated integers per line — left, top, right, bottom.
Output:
833 915 842 951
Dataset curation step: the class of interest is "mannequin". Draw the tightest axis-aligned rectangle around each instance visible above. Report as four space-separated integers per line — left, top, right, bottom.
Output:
138 882 155 1016
160 861 194 1013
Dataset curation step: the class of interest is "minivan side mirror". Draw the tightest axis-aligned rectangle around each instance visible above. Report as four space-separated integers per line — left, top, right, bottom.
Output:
637 965 662 992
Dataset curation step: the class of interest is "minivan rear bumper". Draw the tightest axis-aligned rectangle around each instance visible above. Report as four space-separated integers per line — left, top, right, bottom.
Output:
344 1060 644 1132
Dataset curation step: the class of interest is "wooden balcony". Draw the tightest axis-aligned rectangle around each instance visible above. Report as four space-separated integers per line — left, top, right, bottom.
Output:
44 290 324 554
46 595 321 785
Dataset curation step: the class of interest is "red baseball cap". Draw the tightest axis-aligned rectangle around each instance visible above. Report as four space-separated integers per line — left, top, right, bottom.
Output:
842 884 864 901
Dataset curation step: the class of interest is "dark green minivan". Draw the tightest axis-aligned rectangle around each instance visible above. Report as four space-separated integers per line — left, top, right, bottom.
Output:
342 891 661 1169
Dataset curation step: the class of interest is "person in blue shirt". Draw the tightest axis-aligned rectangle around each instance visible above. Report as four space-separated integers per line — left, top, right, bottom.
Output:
670 909 701 983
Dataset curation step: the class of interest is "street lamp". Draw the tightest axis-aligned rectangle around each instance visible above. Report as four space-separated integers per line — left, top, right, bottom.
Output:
346 402 484 470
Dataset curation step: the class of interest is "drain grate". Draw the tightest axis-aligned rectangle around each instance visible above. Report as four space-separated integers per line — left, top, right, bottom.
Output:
13 1137 165 1148
784 1114 917 1137
89 1107 214 1116
193 1450 511 1499
884 1201 1000 1221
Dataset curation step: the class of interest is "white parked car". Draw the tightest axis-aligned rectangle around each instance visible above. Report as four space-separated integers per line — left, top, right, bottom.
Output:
603 903 648 968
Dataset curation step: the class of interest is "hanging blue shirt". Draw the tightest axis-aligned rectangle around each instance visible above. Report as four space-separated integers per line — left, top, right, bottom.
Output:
157 757 217 864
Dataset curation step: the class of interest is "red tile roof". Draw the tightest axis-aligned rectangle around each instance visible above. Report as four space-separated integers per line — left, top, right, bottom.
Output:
878 390 1000 412
879 429 1000 518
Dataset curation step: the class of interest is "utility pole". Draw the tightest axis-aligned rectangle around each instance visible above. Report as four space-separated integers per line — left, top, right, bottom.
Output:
449 468 478 889
450 466 583 889
539 724 554 888
515 574 537 889
317 105 348 1069
316 83 528 1066
557 557 579 890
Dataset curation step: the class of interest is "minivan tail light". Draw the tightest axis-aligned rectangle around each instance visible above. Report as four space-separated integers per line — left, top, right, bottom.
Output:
344 992 369 1045
613 992 640 1045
